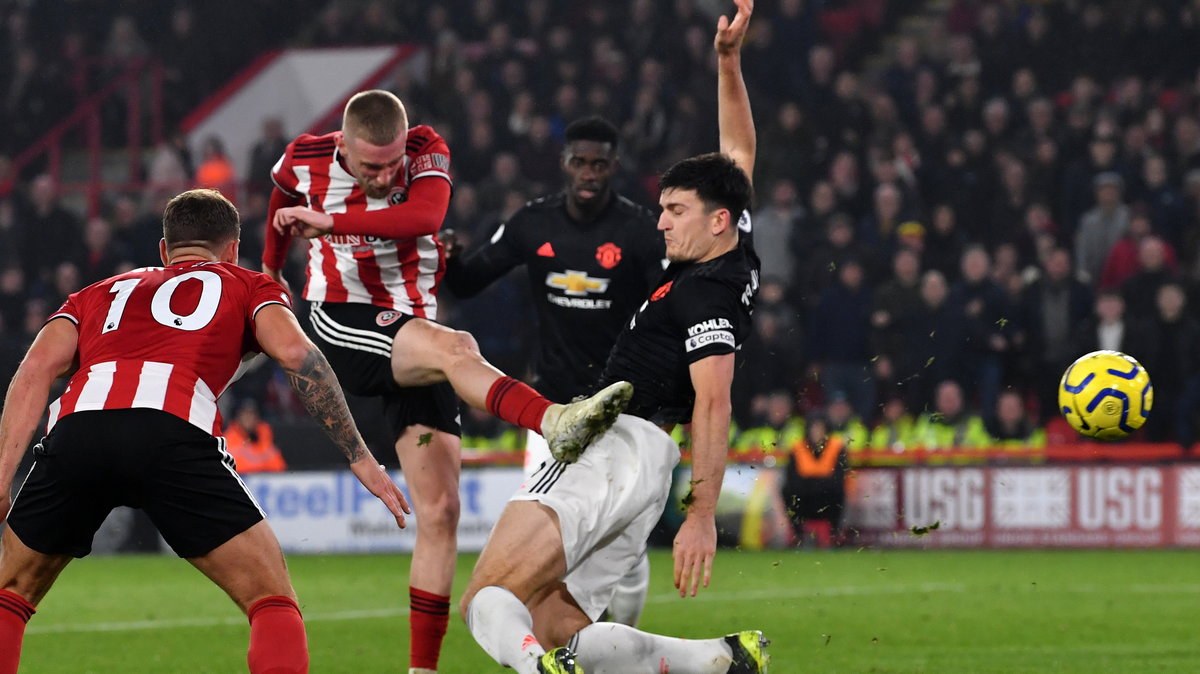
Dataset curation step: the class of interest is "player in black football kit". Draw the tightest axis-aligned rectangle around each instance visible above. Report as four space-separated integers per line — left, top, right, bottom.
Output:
444 116 664 407
444 117 664 627
459 2 769 672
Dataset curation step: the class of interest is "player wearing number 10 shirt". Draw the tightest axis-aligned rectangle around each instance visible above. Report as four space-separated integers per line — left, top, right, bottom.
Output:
0 189 409 674
43 261 288 434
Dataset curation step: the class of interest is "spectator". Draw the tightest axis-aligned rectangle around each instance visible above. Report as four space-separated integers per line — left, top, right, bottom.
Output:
0 266 25 331
924 203 967 282
476 152 530 216
732 280 805 428
859 182 908 248
353 0 403 44
870 247 923 389
824 391 869 450
780 413 848 548
754 179 805 282
1100 212 1177 291
794 180 838 254
733 390 802 462
146 132 193 196
828 150 869 219
883 37 925 127
799 212 873 306
515 116 562 190
1136 154 1189 251
1075 172 1131 284
952 245 1011 413
0 198 20 270
867 394 917 458
310 4 350 46
1072 290 1157 368
195 135 237 195
756 102 817 191
1019 247 1094 418
988 158 1032 250
77 216 129 285
1145 283 1200 443
1061 133 1126 239
809 258 875 421
2 48 59 152
246 117 290 198
1121 236 1179 321
912 379 988 455
900 270 966 410
983 389 1046 450
17 174 82 284
158 5 214 126
224 399 288 473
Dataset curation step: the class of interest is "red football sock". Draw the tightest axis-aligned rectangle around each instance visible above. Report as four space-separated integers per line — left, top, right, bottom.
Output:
247 595 308 674
0 589 35 674
409 586 451 670
486 376 553 433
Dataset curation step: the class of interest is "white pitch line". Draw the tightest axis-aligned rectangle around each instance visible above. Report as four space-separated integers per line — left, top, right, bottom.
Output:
26 607 410 635
27 583 967 635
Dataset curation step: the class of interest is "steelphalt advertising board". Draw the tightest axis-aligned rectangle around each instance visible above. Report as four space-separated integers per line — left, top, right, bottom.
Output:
242 468 525 553
845 465 1200 547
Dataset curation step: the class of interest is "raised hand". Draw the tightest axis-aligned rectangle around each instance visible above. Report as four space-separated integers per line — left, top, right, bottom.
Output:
715 0 753 56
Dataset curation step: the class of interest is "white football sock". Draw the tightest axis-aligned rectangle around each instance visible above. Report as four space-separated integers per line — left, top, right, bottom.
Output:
466 586 544 674
605 551 650 626
572 622 732 674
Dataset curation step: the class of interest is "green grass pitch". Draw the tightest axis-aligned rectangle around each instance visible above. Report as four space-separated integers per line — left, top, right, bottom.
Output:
18 548 1199 672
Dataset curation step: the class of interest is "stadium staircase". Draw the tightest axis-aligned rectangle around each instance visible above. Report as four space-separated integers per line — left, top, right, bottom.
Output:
0 57 166 216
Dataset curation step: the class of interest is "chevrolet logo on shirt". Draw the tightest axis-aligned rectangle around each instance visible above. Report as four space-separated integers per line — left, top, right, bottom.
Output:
545 270 610 296
545 270 612 310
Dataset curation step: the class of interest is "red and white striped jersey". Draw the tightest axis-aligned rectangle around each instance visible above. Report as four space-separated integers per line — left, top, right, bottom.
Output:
270 126 452 317
46 261 291 437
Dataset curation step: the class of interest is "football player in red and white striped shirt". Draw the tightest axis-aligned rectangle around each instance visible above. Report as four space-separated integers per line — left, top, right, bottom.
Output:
0 189 409 674
262 90 632 674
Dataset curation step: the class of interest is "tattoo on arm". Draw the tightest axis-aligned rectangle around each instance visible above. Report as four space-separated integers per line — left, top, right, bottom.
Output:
283 348 367 463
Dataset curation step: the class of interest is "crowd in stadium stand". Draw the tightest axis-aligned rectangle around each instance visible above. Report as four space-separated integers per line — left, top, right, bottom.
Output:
3 0 1200 457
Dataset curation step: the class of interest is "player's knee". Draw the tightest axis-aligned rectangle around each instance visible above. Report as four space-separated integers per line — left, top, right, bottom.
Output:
417 489 461 534
438 329 481 367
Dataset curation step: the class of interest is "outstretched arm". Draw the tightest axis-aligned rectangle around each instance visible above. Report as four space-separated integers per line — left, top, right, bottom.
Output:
673 352 736 597
273 178 451 240
0 319 78 522
715 0 756 181
253 304 411 528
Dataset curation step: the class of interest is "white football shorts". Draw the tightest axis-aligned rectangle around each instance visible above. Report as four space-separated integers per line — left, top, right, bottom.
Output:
511 414 680 620
523 428 552 478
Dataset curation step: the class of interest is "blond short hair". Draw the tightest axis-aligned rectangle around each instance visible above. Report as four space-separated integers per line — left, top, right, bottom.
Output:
342 89 407 146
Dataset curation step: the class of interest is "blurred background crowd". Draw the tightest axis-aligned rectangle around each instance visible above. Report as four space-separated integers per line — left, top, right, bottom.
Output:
4 0 1200 463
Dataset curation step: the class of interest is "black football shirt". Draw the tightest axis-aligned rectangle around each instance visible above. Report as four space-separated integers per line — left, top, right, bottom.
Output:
444 193 664 403
597 213 760 425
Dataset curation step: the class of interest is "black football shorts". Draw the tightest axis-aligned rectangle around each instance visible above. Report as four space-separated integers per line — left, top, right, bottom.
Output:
307 301 460 437
7 408 265 558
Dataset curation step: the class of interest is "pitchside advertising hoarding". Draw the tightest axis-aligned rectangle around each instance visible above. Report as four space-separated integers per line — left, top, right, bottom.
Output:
242 468 525 553
239 465 1200 553
845 465 1200 547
